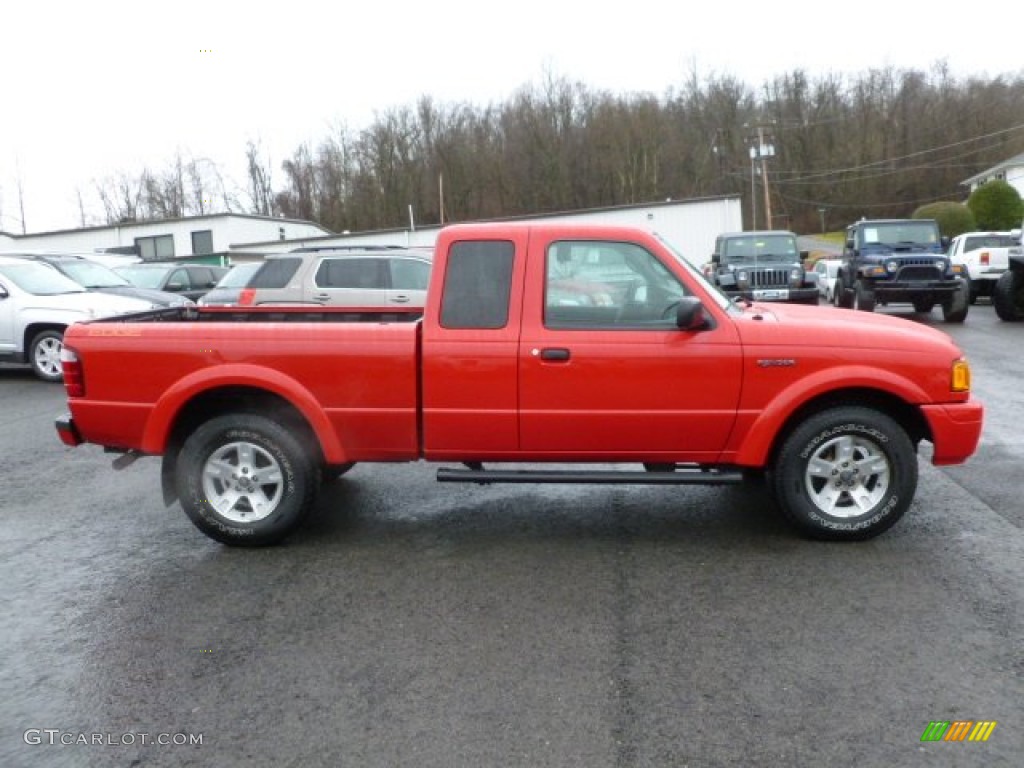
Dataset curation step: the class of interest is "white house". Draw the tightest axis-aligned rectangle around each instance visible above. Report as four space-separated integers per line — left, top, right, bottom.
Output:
0 213 331 260
961 152 1024 199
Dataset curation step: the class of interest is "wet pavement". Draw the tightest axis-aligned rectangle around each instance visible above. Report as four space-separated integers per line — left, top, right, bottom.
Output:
1 301 1021 767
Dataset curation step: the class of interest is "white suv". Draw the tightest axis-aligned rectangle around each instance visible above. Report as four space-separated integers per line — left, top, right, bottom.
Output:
0 257 156 381
237 247 432 308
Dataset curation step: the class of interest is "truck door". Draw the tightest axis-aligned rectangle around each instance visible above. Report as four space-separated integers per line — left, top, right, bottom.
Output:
421 232 528 458
518 236 743 461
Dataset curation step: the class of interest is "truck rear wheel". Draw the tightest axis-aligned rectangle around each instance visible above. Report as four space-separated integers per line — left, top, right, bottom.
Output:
853 280 875 312
993 269 1024 321
771 406 917 540
176 414 319 546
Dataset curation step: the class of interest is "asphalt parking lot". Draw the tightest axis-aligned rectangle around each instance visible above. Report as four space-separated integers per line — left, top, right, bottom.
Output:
1 301 1021 768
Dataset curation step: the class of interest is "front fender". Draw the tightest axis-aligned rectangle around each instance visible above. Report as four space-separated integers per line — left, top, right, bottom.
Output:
140 363 346 464
730 364 933 467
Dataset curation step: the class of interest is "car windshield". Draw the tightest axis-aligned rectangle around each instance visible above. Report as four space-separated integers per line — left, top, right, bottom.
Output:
862 223 939 246
114 266 169 289
0 262 87 295
58 260 133 288
963 234 1018 250
722 235 798 262
216 263 262 289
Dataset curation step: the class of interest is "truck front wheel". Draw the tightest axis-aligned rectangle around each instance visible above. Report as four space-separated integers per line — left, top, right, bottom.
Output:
853 280 875 312
993 269 1024 321
941 282 969 323
176 414 319 546
771 407 917 541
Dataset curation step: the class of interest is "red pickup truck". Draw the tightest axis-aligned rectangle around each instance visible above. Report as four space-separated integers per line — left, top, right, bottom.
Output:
55 222 983 546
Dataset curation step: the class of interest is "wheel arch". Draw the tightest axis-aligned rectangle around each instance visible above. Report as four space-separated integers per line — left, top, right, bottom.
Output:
737 387 931 470
23 322 67 358
158 385 331 507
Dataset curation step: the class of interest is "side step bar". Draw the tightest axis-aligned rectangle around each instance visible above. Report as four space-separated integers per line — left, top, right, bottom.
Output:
437 466 745 486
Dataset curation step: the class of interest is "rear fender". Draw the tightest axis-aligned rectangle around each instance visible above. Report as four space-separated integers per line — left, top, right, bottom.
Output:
141 364 347 464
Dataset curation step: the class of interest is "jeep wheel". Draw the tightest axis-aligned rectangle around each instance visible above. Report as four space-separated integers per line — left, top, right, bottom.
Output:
176 414 320 546
771 406 917 540
993 269 1024 321
29 329 65 382
853 280 875 312
836 278 854 309
942 282 969 323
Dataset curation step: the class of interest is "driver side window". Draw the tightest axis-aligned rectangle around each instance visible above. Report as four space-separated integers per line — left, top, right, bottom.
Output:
544 240 687 329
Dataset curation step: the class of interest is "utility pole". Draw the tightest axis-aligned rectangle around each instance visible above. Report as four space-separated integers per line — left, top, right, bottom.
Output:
747 125 775 230
757 125 774 229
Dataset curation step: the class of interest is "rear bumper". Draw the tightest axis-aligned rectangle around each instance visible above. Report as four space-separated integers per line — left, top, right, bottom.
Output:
921 401 984 466
55 412 83 447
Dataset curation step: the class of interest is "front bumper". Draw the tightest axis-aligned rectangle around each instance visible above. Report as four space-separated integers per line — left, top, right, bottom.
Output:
921 401 984 466
722 286 820 302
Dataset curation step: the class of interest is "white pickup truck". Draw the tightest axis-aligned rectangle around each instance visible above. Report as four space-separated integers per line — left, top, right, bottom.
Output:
0 256 155 381
947 230 1020 304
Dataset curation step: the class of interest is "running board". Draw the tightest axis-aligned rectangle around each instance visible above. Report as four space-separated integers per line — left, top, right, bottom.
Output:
436 466 745 486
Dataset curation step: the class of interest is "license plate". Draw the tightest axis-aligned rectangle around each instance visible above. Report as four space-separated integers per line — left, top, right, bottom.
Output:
753 289 788 300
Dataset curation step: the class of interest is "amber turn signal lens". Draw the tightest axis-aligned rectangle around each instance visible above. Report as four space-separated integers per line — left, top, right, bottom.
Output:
951 359 971 392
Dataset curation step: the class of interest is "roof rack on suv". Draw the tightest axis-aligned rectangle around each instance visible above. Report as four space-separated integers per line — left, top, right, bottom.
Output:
289 245 406 253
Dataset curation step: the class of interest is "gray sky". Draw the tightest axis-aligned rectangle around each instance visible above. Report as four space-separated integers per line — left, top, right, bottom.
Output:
2 0 1021 234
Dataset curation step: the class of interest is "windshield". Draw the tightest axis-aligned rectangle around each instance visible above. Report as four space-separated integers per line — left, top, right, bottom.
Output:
58 260 132 288
655 234 736 313
216 263 262 289
0 262 87 295
861 222 939 246
721 234 798 262
962 234 1018 251
114 266 168 289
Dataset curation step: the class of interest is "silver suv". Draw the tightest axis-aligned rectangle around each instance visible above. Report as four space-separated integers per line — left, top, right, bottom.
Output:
237 246 432 308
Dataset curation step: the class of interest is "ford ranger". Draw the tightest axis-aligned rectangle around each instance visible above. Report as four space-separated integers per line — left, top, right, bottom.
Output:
54 223 984 546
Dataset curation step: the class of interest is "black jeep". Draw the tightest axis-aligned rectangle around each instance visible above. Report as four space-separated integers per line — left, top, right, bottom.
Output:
707 231 818 304
835 218 968 323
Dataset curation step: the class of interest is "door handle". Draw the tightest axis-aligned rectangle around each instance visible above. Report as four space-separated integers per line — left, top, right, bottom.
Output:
391 295 411 303
538 348 571 361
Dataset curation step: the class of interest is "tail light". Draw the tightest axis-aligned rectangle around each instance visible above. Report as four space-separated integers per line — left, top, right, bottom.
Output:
61 346 85 397
980 251 989 266
238 288 255 306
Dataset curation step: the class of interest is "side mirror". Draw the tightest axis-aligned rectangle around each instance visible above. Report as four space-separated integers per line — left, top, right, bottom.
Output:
166 282 186 292
844 238 855 250
941 235 951 249
675 297 709 331
0 284 8 299
711 253 721 265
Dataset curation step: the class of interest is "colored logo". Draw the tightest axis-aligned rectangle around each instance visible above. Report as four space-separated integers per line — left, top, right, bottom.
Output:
921 720 997 742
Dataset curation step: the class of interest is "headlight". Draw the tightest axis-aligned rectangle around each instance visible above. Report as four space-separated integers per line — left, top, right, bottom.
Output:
736 270 749 287
789 267 802 285
935 259 946 271
886 260 899 273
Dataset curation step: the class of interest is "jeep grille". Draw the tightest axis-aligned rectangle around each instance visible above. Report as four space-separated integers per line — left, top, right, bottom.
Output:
749 269 790 288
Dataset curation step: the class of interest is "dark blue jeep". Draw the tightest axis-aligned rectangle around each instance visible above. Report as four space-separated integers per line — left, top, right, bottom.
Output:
835 218 968 323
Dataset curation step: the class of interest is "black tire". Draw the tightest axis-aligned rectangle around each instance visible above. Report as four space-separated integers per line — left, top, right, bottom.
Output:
836 277 854 309
175 414 319 546
29 329 65 382
323 462 356 482
942 282 969 323
771 406 917 541
853 280 875 312
912 299 934 314
993 269 1024 321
